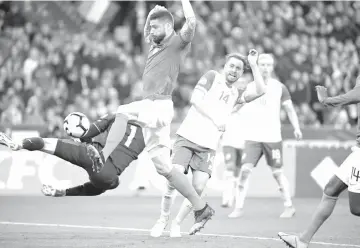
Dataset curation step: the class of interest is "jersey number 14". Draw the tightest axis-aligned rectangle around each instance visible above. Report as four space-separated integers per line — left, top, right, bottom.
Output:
219 91 230 104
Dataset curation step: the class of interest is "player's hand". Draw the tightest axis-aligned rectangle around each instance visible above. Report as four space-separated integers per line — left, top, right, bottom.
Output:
294 128 303 140
213 119 226 132
315 85 328 104
247 49 258 67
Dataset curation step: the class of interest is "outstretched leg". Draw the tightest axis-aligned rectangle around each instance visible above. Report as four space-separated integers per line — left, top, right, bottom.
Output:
42 182 106 197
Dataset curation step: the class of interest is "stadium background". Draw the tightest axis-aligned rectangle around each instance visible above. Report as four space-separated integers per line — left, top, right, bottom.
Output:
0 1 359 198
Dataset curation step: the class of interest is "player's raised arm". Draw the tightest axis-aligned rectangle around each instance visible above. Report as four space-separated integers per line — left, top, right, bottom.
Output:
177 0 196 48
238 50 266 104
317 77 360 107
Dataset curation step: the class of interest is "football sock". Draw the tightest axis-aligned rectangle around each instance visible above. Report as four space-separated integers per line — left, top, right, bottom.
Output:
272 169 293 207
175 198 193 224
22 137 44 151
101 113 128 161
165 166 206 211
160 182 177 217
222 170 236 205
66 182 105 196
300 193 338 243
235 166 252 209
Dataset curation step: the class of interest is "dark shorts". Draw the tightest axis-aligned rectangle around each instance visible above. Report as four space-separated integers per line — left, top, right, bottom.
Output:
55 139 120 190
242 140 282 168
171 135 216 177
223 146 243 168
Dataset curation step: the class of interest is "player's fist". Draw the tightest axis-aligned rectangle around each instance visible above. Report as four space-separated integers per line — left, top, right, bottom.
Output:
213 118 226 132
294 128 303 140
315 85 328 104
247 49 258 67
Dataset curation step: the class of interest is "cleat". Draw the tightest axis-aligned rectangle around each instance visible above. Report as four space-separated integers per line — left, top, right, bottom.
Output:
278 232 308 248
150 216 169 237
41 184 66 197
169 220 181 238
189 203 214 235
0 132 21 151
228 208 244 218
86 144 104 173
280 206 296 218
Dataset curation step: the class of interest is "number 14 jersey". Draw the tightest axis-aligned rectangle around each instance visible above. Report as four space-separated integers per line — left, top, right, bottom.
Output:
177 70 244 150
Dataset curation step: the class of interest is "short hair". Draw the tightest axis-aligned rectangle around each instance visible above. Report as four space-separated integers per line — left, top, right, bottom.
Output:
258 53 275 64
150 9 174 28
225 53 249 69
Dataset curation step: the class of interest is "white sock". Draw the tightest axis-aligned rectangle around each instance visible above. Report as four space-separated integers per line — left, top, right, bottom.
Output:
235 167 252 209
175 198 193 224
222 170 236 205
273 169 292 207
161 182 178 218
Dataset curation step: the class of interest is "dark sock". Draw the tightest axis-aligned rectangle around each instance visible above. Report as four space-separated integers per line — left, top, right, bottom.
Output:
65 182 105 196
22 137 45 151
165 167 206 211
101 113 128 161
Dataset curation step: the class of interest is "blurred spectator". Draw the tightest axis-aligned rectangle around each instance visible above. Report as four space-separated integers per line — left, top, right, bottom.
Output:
0 1 359 138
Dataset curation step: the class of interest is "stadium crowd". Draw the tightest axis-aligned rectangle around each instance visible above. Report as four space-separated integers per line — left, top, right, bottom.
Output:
0 1 359 137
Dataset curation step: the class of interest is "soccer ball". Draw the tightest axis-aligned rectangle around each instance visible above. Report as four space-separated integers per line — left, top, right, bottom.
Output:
63 112 90 138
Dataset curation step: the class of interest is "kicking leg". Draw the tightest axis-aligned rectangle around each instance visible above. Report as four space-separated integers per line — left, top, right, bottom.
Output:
87 101 145 170
150 146 214 235
279 176 347 248
170 170 209 238
42 182 106 197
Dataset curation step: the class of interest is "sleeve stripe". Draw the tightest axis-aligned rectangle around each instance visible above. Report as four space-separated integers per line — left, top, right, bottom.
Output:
93 123 101 133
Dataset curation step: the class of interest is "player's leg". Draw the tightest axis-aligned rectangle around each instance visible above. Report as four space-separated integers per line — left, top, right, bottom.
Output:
278 150 355 248
263 141 295 218
150 140 192 237
87 100 146 169
43 159 120 197
42 182 107 197
0 133 46 152
222 146 238 208
229 141 262 218
348 161 360 216
150 145 214 235
170 151 213 238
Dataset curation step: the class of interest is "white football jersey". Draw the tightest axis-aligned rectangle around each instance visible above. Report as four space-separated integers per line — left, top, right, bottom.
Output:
177 70 243 150
240 78 291 142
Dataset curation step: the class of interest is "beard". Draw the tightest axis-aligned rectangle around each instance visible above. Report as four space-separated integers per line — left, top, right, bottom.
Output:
152 33 166 44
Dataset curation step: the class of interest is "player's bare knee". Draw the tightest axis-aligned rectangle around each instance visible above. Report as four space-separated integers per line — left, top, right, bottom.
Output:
108 178 120 190
192 181 206 195
173 163 186 174
324 175 347 197
240 163 253 178
271 168 283 180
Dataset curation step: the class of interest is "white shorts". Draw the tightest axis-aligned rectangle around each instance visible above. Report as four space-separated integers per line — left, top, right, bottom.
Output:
117 99 174 153
335 147 360 193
